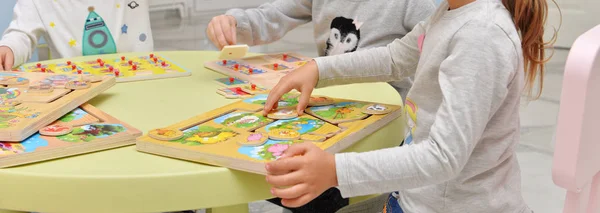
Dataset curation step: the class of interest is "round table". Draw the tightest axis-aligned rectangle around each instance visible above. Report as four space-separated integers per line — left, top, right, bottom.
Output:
0 51 405 213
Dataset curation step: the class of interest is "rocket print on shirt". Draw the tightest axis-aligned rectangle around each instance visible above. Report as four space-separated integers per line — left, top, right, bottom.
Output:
82 7 117 56
404 98 418 145
325 17 362 56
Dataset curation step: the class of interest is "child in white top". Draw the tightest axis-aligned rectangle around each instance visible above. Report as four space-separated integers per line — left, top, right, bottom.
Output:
262 0 555 212
207 0 436 102
0 0 153 70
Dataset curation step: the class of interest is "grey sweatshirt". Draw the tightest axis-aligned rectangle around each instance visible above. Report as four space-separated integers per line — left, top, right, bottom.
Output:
314 1 532 212
225 0 436 99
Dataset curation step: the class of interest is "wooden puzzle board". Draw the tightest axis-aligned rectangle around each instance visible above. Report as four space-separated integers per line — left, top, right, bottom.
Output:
17 54 191 83
136 94 402 175
204 53 311 88
0 104 142 168
0 72 115 141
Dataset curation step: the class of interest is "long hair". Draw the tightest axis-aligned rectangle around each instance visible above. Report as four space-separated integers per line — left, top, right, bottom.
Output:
502 0 560 99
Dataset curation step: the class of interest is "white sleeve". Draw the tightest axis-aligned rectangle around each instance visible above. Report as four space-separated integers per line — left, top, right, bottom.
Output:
225 0 312 46
0 0 45 66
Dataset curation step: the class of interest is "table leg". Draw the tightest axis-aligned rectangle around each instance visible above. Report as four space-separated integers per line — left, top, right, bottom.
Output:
206 204 249 213
0 210 26 213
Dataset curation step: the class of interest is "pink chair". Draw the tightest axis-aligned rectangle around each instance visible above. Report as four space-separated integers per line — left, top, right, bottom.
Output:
553 24 600 213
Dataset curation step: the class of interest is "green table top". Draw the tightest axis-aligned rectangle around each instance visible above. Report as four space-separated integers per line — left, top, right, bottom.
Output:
0 51 405 213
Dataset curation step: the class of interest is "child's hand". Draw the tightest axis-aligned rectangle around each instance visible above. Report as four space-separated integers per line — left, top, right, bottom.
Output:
263 60 319 116
0 46 14 71
207 15 237 50
265 142 338 208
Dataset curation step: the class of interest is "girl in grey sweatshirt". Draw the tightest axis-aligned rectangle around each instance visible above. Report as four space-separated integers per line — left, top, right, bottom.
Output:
262 0 555 212
207 1 436 212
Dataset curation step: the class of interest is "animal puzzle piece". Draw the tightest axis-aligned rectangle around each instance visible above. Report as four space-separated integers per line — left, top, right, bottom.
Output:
306 102 369 124
361 104 393 115
214 77 248 87
263 63 290 71
217 87 253 99
268 129 301 141
39 124 73 136
238 133 268 146
27 84 54 94
240 84 268 94
267 108 299 120
308 96 335 107
65 80 91 90
219 45 249 60
148 128 184 141
0 76 29 86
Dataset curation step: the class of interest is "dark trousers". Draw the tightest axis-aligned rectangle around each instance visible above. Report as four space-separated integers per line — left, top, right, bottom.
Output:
267 187 349 213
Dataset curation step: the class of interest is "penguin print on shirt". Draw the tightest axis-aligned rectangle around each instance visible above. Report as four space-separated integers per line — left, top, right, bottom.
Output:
325 16 362 56
82 7 117 56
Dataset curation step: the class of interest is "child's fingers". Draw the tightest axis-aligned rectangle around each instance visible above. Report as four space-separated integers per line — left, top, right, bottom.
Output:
4 51 13 70
219 18 235 45
296 88 313 115
266 170 303 187
281 142 312 158
266 156 303 175
281 194 316 208
206 23 219 49
271 184 308 199
264 84 291 115
229 18 237 44
211 21 229 49
0 55 4 71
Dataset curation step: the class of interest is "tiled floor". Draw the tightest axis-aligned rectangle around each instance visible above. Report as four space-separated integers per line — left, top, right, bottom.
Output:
150 9 567 213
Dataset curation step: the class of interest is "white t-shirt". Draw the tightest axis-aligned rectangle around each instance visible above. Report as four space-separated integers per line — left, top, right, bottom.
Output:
0 0 154 66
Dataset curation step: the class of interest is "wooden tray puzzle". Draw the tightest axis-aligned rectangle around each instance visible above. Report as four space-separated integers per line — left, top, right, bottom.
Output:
0 104 141 168
0 71 115 141
17 53 190 83
204 53 311 88
136 94 402 174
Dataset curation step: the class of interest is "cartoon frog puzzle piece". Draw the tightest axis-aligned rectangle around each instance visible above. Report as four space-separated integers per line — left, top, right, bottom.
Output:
148 128 184 141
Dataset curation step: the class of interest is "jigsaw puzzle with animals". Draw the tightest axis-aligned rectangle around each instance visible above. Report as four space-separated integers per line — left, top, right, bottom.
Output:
16 53 190 83
0 71 115 141
136 93 402 174
0 104 141 168
204 53 311 88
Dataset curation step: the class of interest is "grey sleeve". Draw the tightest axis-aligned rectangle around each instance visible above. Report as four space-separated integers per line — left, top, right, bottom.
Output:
334 23 519 197
313 21 426 88
225 0 312 46
402 0 436 31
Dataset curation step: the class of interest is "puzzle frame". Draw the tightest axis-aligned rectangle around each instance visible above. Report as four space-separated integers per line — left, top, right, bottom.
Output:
0 104 142 168
136 95 402 175
0 71 116 141
204 53 311 88
17 53 191 83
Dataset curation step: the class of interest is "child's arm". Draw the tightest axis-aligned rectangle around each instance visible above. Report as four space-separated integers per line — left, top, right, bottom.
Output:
332 23 519 197
0 0 45 68
213 0 312 48
264 22 425 114
265 22 520 205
